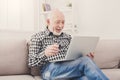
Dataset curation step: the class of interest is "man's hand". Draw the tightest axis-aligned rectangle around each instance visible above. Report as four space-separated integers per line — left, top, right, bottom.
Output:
45 43 59 57
87 52 94 59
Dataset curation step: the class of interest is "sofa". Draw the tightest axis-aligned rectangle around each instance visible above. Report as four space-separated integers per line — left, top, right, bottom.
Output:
0 31 120 80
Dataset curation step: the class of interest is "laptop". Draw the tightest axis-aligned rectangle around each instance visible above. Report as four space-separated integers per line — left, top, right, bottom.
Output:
51 36 99 62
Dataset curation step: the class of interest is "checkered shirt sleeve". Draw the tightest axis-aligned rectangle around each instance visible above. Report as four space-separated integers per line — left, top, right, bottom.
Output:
28 30 71 68
28 33 48 67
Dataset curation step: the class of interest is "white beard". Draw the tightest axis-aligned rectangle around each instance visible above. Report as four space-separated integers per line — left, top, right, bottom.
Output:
48 26 62 36
53 31 62 36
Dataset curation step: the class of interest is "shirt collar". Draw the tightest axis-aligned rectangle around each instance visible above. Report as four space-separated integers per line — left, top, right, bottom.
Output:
44 28 51 36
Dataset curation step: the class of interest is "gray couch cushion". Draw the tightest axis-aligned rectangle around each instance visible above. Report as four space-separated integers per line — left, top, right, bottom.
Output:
0 75 35 80
0 32 32 75
30 67 40 76
102 69 120 80
34 76 42 80
94 39 120 69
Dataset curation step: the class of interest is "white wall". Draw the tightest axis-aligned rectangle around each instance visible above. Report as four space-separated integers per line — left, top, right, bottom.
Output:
0 0 35 31
1 0 120 37
77 0 120 39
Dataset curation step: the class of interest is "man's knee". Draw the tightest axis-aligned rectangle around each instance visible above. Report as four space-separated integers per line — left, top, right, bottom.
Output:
78 56 95 67
81 56 91 62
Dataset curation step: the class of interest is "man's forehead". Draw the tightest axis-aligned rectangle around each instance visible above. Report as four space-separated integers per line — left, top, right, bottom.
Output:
53 14 64 20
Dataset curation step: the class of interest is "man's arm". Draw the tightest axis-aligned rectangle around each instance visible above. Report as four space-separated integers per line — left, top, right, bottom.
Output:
28 36 48 67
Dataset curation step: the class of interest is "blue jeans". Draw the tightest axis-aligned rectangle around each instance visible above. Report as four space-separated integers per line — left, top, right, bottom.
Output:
41 56 109 80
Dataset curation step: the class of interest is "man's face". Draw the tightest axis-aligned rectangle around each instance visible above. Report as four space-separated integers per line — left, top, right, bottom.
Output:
48 11 65 35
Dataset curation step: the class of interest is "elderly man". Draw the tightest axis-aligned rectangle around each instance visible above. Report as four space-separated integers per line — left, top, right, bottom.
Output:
28 9 109 80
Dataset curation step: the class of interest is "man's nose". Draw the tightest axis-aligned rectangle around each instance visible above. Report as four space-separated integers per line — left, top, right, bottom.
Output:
59 23 64 28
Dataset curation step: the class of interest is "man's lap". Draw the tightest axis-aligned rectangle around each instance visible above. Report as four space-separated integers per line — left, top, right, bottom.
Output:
41 56 91 79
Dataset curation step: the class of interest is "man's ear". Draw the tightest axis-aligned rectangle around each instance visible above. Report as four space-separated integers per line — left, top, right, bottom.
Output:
46 19 50 26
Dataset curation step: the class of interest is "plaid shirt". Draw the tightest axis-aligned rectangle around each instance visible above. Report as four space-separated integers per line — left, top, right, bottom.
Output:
28 29 71 68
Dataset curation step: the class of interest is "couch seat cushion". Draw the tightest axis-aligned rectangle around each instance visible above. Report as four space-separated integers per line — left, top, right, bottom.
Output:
102 69 120 80
34 76 42 80
0 75 35 80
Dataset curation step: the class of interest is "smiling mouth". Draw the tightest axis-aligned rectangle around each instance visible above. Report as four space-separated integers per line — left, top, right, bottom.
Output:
56 29 62 32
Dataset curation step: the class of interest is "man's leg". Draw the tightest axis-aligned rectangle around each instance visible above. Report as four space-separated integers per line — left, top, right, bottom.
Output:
41 60 83 80
41 56 109 80
78 56 109 80
73 76 89 80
